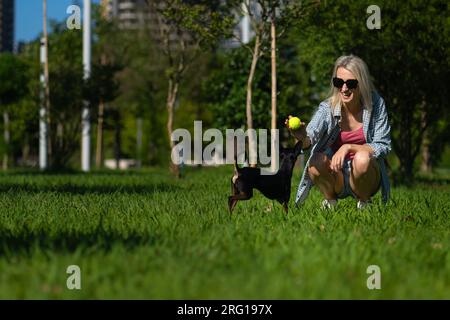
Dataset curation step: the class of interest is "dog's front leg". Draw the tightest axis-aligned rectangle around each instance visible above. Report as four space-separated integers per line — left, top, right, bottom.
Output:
282 202 288 214
228 191 252 214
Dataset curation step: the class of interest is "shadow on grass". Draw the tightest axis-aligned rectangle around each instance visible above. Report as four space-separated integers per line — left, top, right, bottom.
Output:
390 170 450 188
414 175 450 186
0 182 181 195
0 168 169 177
0 227 159 256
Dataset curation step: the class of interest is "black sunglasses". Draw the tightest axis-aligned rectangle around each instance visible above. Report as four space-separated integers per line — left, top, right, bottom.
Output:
333 77 359 90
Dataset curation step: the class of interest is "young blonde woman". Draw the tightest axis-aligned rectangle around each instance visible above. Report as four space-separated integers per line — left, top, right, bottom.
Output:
286 55 391 209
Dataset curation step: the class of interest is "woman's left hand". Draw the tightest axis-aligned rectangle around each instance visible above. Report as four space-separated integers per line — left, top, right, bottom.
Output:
331 144 350 172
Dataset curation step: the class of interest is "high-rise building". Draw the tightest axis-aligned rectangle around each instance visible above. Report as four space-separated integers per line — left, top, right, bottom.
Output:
100 0 189 46
0 0 14 52
100 0 252 48
101 0 153 30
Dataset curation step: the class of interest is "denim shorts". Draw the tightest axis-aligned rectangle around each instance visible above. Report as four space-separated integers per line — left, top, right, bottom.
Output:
324 148 358 199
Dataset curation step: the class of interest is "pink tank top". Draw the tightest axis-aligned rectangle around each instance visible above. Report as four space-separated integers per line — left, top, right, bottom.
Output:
331 126 366 160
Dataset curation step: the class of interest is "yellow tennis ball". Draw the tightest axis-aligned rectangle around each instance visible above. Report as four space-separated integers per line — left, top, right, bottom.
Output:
288 117 302 130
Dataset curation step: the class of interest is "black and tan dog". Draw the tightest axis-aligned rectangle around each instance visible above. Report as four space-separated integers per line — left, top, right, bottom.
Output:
228 141 303 214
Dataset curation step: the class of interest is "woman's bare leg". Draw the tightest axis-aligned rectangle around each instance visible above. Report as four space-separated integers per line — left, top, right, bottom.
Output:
349 151 381 201
308 153 344 200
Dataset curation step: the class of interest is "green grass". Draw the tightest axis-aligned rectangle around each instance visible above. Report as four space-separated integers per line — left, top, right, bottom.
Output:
0 166 448 299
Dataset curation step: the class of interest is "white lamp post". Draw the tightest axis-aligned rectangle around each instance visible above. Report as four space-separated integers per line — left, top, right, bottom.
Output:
39 37 48 170
82 0 91 172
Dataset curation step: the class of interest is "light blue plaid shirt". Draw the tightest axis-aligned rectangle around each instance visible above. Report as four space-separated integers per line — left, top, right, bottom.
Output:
295 91 391 205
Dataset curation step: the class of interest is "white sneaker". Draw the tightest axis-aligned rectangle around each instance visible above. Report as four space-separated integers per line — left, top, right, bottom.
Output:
321 199 338 210
357 200 371 210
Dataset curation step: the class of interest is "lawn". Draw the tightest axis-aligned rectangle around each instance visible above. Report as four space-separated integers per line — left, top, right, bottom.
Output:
0 166 448 299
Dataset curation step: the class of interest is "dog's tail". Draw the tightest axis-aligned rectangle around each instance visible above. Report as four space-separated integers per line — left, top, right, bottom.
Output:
233 137 240 173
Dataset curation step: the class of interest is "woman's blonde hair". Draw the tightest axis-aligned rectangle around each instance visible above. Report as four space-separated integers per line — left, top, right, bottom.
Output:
328 55 375 111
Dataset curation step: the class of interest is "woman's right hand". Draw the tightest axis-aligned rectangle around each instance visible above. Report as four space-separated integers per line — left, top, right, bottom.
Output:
284 115 307 141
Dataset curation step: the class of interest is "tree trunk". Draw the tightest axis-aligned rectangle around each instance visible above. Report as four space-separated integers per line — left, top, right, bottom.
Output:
96 99 105 169
57 115 64 149
167 79 180 177
246 34 261 168
400 157 414 184
22 139 30 166
420 110 432 173
397 119 414 184
399 109 414 183
114 110 121 170
136 117 143 169
420 139 432 174
3 111 10 170
96 54 107 169
270 16 277 172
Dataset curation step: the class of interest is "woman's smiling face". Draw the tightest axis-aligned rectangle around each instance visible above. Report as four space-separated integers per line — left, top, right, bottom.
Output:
336 67 360 105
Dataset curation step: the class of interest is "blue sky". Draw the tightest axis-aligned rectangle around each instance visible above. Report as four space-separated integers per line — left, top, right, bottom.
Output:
15 0 100 44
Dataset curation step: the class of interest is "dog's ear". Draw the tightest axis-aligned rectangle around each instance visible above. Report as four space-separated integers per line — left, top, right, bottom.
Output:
294 140 303 156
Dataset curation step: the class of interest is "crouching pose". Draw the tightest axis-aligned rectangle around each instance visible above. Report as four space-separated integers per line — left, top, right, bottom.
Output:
286 55 391 209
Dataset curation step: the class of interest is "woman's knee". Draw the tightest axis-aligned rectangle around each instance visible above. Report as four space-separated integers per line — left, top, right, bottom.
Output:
352 151 373 176
308 153 330 178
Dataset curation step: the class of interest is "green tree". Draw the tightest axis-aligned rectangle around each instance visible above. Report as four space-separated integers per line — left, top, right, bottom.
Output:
203 37 317 143
212 0 316 168
0 53 29 169
224 0 272 167
109 28 166 167
23 17 124 170
144 0 235 177
45 22 84 168
84 61 122 168
90 5 125 169
294 0 450 181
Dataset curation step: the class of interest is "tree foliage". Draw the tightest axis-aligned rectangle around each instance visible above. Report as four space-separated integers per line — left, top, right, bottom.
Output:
0 53 29 106
0 53 30 160
294 0 450 178
203 37 319 134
